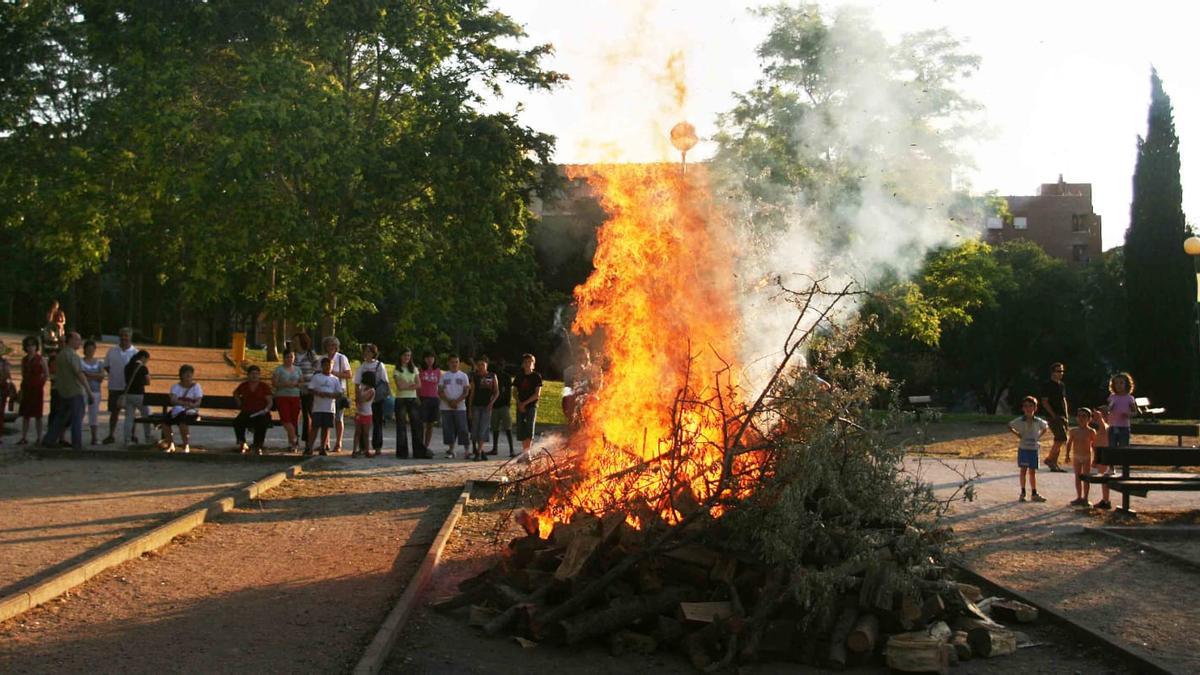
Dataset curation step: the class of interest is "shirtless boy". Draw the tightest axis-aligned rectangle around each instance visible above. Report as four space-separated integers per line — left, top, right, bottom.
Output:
1066 407 1096 507
1090 406 1113 510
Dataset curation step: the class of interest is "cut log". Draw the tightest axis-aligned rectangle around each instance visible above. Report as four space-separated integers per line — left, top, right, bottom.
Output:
662 543 721 568
846 613 880 654
886 634 949 675
926 620 952 643
609 629 658 656
549 514 599 547
826 606 859 669
955 582 983 603
952 632 973 661
897 593 924 626
483 579 558 636
554 535 601 581
559 587 690 645
679 601 734 624
990 599 1038 624
468 605 500 627
953 618 1017 657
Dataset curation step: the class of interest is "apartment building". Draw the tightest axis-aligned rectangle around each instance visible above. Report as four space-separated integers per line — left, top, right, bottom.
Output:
984 175 1103 264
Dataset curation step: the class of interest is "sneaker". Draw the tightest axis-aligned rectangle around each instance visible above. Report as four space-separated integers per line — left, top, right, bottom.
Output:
1030 492 1046 503
181 445 190 454
1019 491 1027 502
163 443 176 453
1096 500 1112 510
102 436 116 445
303 447 314 457
319 446 329 456
253 447 263 456
238 443 250 454
444 449 455 459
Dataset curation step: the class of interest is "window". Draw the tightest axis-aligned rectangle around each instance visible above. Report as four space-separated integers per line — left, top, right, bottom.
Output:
1013 216 1028 230
1072 214 1093 233
986 216 1003 230
1072 244 1089 262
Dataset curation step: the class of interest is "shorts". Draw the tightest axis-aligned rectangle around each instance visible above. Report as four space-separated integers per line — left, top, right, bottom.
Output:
471 406 491 443
311 411 335 429
420 396 440 424
167 411 198 426
1017 448 1039 469
107 389 124 412
336 396 349 411
440 409 469 447
275 396 301 426
516 404 537 441
491 406 512 431
1048 416 1068 442
355 414 373 426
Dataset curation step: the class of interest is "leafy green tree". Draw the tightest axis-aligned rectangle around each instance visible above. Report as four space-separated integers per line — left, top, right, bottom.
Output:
1124 69 1194 414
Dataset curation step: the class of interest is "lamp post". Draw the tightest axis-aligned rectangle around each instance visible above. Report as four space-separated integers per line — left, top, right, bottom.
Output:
670 121 698 174
1185 236 1200 400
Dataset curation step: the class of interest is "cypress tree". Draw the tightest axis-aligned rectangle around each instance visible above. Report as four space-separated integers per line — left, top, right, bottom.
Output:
1124 69 1194 414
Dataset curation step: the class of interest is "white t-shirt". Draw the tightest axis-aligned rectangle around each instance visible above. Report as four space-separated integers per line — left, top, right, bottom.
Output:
1008 416 1049 451
354 360 390 387
169 382 204 416
104 344 139 390
439 370 470 411
308 373 344 414
325 352 352 377
356 388 375 415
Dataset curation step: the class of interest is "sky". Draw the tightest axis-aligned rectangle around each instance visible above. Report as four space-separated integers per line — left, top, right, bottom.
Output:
489 0 1197 250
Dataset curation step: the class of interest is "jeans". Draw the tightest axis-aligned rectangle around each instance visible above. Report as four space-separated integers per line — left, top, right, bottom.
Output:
371 399 386 450
470 406 492 444
86 385 102 428
394 397 423 457
44 394 84 450
440 409 469 447
300 393 313 443
234 411 270 448
124 394 151 443
1110 426 1131 447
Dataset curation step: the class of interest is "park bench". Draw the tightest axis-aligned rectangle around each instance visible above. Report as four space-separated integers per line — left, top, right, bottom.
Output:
905 395 943 422
1134 396 1165 420
135 392 280 430
1084 445 1200 514
1129 422 1200 447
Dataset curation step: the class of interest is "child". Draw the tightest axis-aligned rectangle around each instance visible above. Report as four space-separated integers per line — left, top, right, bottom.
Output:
161 365 203 453
1090 406 1113 510
438 355 471 459
306 357 343 456
1008 395 1049 503
468 355 498 461
0 340 13 444
1065 407 1096 506
233 365 274 455
354 371 377 457
81 340 105 445
18 336 47 445
1106 372 1138 448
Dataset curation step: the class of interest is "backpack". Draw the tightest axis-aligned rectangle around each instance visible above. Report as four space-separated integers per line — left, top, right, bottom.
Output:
369 362 390 400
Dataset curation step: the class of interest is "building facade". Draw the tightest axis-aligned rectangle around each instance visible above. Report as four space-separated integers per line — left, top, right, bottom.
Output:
984 175 1103 264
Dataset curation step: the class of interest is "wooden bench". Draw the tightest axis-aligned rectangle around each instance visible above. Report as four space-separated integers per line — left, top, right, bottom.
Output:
135 392 280 428
1134 396 1165 419
1129 422 1200 447
1084 445 1200 514
905 395 943 422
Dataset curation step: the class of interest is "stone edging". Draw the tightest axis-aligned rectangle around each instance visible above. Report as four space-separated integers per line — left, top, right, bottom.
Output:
0 456 320 624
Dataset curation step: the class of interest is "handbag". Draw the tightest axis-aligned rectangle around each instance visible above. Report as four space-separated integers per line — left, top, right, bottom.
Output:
371 362 390 400
118 362 145 409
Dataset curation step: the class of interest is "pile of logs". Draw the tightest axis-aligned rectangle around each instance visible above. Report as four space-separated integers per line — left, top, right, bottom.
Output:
437 513 1037 673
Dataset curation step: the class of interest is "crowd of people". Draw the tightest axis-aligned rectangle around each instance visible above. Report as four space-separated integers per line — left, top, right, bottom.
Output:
0 303 544 460
1007 362 1140 509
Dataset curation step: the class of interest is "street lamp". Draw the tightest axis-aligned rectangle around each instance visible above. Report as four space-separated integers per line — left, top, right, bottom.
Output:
670 121 698 173
1185 236 1200 391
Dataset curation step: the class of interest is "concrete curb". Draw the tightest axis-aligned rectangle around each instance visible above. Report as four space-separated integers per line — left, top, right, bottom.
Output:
955 565 1172 675
29 448 301 464
1083 525 1200 573
0 456 320 625
354 480 476 675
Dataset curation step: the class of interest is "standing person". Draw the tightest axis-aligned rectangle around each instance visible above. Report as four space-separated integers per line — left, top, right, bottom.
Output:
0 341 14 444
321 336 353 452
1008 395 1049 503
306 357 343 456
490 358 514 457
392 349 427 459
42 332 88 451
354 344 389 454
1039 362 1069 472
81 340 105 446
122 350 152 445
292 332 319 446
233 365 273 455
438 355 471 459
353 371 377 457
40 302 65 353
17 336 47 445
1090 407 1113 510
468 355 499 461
1066 407 1097 507
1106 372 1139 448
160 365 202 453
417 352 442 452
102 328 139 444
272 350 303 452
513 353 543 455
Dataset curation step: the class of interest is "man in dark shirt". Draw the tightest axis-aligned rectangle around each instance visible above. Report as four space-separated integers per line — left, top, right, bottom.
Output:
1040 362 1069 472
489 359 514 456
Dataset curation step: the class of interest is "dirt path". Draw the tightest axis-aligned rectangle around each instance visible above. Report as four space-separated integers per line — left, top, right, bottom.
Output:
0 456 275 595
924 456 1200 673
0 456 493 674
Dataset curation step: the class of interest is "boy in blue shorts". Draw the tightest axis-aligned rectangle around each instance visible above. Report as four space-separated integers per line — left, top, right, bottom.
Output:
1008 395 1049 502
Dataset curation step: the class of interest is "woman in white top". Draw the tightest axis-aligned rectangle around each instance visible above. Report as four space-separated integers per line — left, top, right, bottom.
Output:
161 364 203 453
354 343 389 453
322 336 352 452
80 340 105 445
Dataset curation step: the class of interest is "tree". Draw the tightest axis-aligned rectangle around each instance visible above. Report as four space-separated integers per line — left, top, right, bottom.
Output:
1124 69 1193 415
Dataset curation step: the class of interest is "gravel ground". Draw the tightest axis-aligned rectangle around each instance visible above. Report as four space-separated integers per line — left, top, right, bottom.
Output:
0 455 494 674
0 456 277 595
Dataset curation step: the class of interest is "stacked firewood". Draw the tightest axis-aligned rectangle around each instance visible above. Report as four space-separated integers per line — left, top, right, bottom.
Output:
436 512 1035 673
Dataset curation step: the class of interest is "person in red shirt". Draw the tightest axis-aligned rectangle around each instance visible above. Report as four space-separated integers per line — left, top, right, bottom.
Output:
233 365 274 454
417 352 442 452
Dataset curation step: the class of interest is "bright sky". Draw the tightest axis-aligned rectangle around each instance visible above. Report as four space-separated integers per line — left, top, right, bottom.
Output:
490 0 1197 250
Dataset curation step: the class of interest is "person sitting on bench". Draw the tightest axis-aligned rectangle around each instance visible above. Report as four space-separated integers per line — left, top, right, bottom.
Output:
160 364 203 454
233 365 273 455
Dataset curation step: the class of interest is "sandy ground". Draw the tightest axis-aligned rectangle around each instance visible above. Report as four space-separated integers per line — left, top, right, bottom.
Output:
910 421 1190 461
0 456 277 595
0 454 496 674
922 456 1200 673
